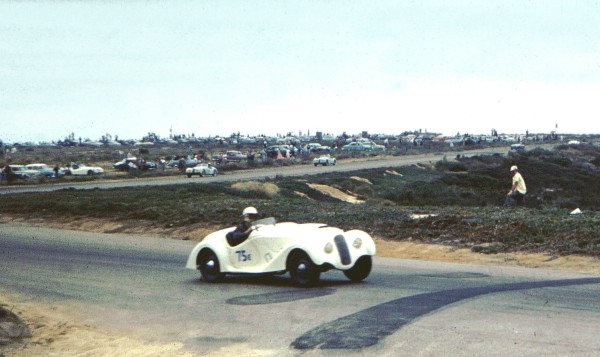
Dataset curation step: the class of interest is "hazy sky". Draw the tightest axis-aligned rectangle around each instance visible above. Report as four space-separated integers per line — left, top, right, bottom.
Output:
1 0 599 143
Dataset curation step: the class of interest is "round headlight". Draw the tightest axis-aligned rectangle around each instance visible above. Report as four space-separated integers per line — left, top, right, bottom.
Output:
324 242 333 254
353 238 362 249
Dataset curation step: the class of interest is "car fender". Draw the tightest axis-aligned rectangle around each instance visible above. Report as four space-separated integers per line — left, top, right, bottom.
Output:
344 229 377 258
302 228 375 270
185 228 232 270
260 224 376 271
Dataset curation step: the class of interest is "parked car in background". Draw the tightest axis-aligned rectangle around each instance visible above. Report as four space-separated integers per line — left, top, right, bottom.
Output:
366 142 386 151
266 145 291 158
306 143 330 153
313 154 337 166
114 158 138 170
167 158 198 168
307 143 332 154
5 165 40 179
185 163 218 177
510 143 525 150
25 164 66 177
68 163 104 176
113 158 156 171
341 142 371 151
225 151 246 163
140 161 157 170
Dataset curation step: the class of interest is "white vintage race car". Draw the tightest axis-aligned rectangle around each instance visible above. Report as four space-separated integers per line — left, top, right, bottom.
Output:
185 163 218 177
68 163 104 176
312 154 337 166
186 217 376 286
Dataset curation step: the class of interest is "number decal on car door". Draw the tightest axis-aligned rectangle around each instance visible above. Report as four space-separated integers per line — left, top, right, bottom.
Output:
236 250 252 262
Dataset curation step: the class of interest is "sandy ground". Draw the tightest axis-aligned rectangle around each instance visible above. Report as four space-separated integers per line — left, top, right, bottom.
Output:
2 212 600 356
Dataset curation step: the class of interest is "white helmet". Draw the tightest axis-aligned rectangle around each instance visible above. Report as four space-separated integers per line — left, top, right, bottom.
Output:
242 206 258 216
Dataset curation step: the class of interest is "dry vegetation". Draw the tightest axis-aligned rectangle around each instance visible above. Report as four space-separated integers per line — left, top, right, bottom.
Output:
1 142 600 257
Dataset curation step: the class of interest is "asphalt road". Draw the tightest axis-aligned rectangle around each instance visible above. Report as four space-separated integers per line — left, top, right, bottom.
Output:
2 225 599 356
0 147 513 195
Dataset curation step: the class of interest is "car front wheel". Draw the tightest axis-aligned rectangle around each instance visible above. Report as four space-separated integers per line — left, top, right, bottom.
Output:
288 251 320 287
187 174 192 178
198 250 224 283
343 256 372 282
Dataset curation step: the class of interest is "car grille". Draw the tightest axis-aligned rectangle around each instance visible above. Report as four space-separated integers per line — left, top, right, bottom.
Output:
334 235 351 265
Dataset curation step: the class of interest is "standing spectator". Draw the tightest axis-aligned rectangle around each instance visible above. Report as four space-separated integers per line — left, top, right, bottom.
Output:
53 164 60 178
2 165 13 185
504 165 527 206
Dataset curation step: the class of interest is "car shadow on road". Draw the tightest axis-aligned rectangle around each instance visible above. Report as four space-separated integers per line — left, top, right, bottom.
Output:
183 273 360 289
183 275 363 305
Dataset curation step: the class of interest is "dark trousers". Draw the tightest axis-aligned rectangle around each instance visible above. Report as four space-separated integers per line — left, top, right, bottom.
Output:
504 191 526 207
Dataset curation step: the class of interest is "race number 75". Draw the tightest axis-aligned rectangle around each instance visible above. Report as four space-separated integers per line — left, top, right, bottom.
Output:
236 250 252 262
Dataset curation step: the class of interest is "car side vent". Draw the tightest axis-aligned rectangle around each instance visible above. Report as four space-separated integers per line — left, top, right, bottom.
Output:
334 235 351 265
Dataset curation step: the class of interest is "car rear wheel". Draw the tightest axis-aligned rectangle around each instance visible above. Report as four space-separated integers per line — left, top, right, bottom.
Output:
343 256 372 282
187 174 192 178
198 250 224 283
288 251 320 287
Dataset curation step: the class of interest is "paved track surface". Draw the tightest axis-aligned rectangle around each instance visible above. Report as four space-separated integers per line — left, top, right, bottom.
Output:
2 225 599 356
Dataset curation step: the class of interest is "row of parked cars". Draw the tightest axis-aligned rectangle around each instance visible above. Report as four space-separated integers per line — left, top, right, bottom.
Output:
4 163 104 179
340 141 385 151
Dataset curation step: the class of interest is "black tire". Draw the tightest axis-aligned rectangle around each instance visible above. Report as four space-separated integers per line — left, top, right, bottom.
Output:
187 174 192 178
198 250 224 283
288 251 320 287
200 171 204 177
314 163 318 166
87 170 94 176
343 256 372 282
